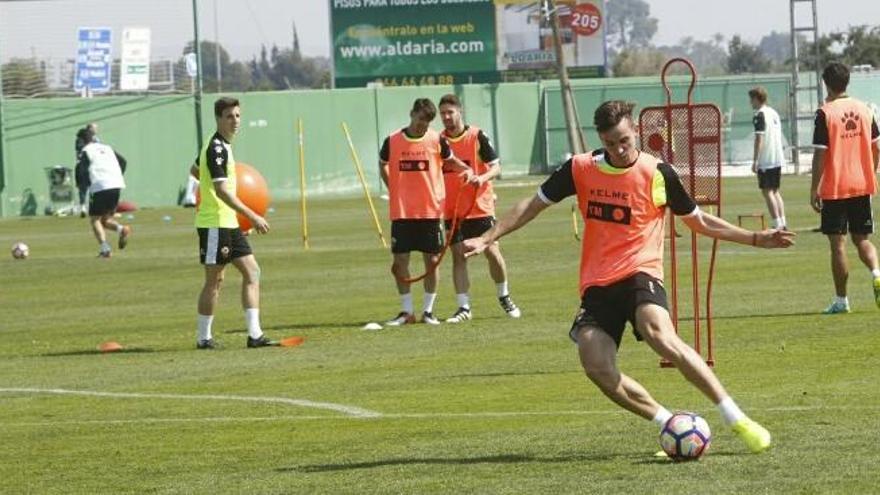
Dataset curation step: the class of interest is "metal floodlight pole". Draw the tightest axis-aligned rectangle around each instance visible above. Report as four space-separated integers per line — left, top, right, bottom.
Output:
545 0 585 155
214 0 221 92
192 0 205 153
0 40 7 216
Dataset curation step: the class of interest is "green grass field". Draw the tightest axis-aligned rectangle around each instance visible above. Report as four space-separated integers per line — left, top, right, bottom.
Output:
1 175 878 494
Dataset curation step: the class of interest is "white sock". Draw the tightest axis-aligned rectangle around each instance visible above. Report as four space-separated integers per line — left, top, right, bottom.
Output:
774 217 784 229
871 269 880 279
496 281 509 298
100 241 111 253
781 216 787 228
245 308 262 339
197 314 214 341
423 292 437 313
116 224 124 233
835 295 849 306
400 293 414 314
652 406 673 428
717 396 746 426
456 293 470 310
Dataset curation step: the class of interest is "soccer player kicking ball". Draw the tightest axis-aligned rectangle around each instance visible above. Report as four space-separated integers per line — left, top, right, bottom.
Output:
77 127 132 258
810 62 880 314
438 94 521 323
380 98 473 326
463 101 794 454
189 97 276 349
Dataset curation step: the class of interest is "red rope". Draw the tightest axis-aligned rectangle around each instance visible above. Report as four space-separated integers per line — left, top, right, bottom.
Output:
393 180 479 284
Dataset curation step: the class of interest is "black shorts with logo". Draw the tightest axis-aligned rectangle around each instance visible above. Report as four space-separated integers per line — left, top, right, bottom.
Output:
444 216 495 244
568 272 669 348
391 219 444 254
88 188 121 216
821 195 874 235
197 227 252 265
757 167 781 190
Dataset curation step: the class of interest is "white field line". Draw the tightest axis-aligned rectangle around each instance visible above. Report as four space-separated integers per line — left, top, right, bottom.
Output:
0 389 875 428
0 388 381 419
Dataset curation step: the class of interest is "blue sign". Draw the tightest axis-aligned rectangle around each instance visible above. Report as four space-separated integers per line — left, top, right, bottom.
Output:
74 27 112 92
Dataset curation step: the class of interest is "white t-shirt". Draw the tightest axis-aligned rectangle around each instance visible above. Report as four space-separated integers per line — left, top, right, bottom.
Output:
753 105 786 170
83 142 126 193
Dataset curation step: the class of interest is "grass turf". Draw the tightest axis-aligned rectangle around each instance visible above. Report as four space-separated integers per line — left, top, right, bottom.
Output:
1 175 878 494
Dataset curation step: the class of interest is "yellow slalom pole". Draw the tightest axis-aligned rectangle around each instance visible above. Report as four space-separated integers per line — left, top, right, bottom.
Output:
297 118 309 250
341 122 388 248
571 203 581 241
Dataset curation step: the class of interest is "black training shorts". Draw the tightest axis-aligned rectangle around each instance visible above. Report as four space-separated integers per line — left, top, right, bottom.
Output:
88 188 120 216
198 227 252 265
390 219 444 254
821 195 874 236
757 167 781 190
568 272 669 348
445 216 495 244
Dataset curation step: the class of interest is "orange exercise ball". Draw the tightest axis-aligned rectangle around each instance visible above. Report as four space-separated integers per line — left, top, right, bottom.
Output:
194 162 270 232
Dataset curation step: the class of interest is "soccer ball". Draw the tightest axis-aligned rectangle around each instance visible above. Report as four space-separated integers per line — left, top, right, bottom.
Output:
11 242 29 260
659 412 711 461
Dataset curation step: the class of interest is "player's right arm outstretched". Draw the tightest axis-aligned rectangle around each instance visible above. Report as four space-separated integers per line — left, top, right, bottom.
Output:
463 194 550 257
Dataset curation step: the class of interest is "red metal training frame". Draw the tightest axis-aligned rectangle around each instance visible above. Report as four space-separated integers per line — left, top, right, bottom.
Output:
638 58 722 367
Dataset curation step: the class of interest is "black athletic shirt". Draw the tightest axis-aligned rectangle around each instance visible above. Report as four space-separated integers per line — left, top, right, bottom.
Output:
379 128 452 162
539 150 697 216
205 132 231 181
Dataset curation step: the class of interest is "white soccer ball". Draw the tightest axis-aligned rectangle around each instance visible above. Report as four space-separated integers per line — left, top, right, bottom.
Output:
11 242 29 260
659 412 712 461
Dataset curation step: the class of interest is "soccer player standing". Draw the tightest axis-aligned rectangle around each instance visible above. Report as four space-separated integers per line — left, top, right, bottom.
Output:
749 87 787 230
189 97 276 349
464 100 794 453
380 98 472 326
437 94 520 323
810 62 880 314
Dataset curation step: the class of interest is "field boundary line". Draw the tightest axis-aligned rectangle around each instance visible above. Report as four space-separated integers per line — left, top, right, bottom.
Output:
0 387 382 418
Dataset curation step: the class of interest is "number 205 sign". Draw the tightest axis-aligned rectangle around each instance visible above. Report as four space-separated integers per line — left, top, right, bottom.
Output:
570 2 602 37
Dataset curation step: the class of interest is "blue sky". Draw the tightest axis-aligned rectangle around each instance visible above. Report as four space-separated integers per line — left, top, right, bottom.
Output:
0 0 875 63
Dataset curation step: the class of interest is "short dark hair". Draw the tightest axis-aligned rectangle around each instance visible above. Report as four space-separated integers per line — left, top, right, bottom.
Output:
594 100 636 133
214 96 240 117
438 94 461 108
79 127 96 144
410 98 437 121
822 62 850 94
748 86 768 104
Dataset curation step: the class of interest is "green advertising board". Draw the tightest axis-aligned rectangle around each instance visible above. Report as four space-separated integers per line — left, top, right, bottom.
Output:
330 0 498 88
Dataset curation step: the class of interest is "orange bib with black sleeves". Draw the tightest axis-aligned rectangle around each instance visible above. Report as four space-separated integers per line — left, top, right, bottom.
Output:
443 126 495 220
386 129 445 220
573 152 667 294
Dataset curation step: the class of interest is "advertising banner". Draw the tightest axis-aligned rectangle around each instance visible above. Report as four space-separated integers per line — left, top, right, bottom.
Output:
330 0 606 87
120 27 151 91
331 0 498 87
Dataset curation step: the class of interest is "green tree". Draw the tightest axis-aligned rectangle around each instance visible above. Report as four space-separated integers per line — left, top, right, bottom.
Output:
611 47 666 77
658 34 728 76
838 25 880 67
758 31 792 67
1 58 49 97
727 35 771 74
606 0 658 50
